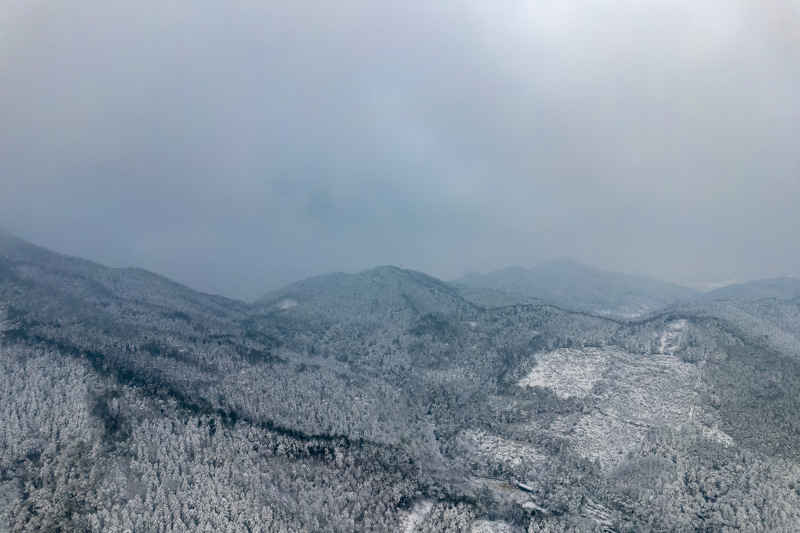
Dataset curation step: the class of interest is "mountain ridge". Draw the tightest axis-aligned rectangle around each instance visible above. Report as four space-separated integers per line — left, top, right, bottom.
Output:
701 276 800 302
454 258 697 316
4 230 800 531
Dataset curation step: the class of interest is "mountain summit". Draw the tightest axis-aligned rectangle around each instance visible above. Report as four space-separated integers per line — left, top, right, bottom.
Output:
257 265 477 324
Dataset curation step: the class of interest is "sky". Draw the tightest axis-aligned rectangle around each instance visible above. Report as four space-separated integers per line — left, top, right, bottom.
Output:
2 0 799 299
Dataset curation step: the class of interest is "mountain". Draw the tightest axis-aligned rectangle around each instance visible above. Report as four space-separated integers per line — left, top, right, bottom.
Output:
702 277 800 302
672 277 800 360
455 259 697 316
449 285 540 309
3 232 800 532
0 229 248 321
256 265 477 325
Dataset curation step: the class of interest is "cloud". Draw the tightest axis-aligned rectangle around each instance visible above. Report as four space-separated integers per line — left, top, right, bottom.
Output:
2 0 799 297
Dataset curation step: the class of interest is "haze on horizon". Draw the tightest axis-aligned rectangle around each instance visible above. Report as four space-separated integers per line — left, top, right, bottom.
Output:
2 0 799 299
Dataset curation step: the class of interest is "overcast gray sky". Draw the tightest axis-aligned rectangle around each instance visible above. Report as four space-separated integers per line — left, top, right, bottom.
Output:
2 0 799 298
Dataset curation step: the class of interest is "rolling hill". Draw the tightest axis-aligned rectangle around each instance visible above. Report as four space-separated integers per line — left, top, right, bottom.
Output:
257 265 478 325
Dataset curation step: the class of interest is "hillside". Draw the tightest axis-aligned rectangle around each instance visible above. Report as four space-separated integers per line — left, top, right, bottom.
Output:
257 265 477 325
3 233 800 531
674 279 800 360
0 229 248 322
702 277 800 302
455 259 697 316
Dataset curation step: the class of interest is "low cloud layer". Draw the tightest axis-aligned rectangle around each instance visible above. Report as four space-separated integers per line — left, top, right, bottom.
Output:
2 1 799 298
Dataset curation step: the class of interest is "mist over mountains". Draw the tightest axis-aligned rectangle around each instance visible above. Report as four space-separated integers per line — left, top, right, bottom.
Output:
4 1 800 530
454 259 697 317
4 1 800 299
3 230 800 531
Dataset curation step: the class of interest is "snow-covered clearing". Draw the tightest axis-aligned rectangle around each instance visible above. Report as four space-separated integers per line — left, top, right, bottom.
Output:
700 424 735 447
402 500 432 533
459 429 546 470
518 348 608 399
659 319 687 354
518 346 733 468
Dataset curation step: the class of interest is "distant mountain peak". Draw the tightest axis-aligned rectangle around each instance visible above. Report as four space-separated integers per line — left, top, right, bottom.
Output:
257 265 474 322
455 260 696 316
702 277 800 302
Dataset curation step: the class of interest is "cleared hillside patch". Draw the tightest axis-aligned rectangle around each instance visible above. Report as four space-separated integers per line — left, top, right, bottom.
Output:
519 346 731 469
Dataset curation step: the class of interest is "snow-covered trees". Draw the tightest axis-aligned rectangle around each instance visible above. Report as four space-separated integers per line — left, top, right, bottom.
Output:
5 233 800 531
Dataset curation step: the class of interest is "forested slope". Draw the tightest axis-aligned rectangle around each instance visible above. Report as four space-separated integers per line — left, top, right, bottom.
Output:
2 233 800 531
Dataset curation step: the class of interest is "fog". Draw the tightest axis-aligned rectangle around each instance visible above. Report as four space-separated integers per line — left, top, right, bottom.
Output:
2 0 799 298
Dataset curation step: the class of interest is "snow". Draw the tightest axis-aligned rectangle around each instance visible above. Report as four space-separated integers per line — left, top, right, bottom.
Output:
470 520 515 533
277 299 298 310
700 423 735 447
597 306 651 319
460 429 546 469
518 348 608 399
658 319 687 355
518 346 732 469
402 500 432 533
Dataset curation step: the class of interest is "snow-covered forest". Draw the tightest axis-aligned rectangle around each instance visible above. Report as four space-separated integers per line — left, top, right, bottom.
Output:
3 232 800 532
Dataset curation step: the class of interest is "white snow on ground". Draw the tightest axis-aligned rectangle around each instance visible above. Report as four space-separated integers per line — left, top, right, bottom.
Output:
597 306 651 319
518 348 608 399
518 346 733 469
659 319 688 354
402 500 433 533
276 298 298 310
470 519 516 532
701 424 735 447
460 429 546 469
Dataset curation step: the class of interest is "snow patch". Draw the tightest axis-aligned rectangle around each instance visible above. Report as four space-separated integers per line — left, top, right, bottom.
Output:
658 319 687 355
402 500 432 533
582 498 616 530
564 350 699 467
277 299 298 310
518 347 731 469
518 348 608 399
597 306 650 319
470 519 515 532
461 429 546 469
700 423 735 447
